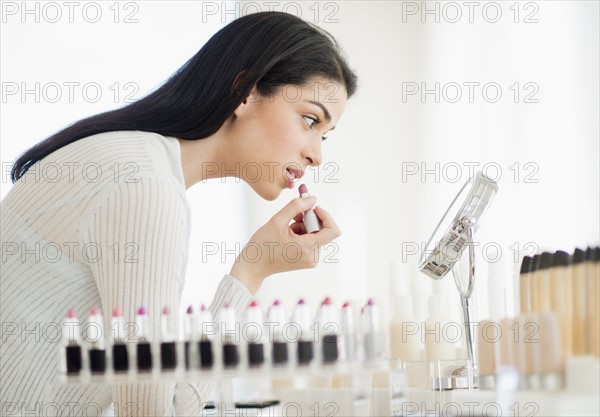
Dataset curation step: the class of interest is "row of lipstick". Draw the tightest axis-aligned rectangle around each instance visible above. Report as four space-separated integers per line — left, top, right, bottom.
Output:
60 297 384 376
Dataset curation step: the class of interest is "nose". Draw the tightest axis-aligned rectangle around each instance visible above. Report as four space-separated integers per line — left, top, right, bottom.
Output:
303 143 322 167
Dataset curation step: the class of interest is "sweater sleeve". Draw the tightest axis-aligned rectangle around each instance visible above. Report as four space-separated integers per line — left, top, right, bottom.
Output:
81 177 254 416
81 177 187 416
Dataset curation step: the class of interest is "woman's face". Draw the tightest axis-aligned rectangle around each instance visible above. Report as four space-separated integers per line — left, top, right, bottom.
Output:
229 77 348 200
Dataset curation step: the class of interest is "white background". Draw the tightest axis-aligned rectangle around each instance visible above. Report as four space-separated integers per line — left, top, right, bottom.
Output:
1 1 598 339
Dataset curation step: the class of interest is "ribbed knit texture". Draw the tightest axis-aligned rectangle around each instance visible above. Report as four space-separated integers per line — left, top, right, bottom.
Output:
0 131 253 416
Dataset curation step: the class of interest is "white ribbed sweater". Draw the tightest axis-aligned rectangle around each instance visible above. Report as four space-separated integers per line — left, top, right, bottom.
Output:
0 130 253 416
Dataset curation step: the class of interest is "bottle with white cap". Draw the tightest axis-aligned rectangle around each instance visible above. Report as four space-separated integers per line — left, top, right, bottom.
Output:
424 293 457 363
389 295 421 363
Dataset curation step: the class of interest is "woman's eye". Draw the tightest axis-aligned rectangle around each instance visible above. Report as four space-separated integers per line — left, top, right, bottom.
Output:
303 116 319 128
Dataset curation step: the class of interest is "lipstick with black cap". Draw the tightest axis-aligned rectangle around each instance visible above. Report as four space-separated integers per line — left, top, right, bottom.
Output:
111 307 129 373
293 298 314 365
220 303 240 368
135 306 152 372
199 304 215 369
87 307 106 374
319 296 339 364
268 300 289 365
62 308 82 376
246 300 265 367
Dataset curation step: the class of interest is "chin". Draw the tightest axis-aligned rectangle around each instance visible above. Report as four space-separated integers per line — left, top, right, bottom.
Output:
249 182 283 201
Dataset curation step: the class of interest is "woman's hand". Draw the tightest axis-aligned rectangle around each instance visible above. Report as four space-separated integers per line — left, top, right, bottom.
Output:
230 196 341 295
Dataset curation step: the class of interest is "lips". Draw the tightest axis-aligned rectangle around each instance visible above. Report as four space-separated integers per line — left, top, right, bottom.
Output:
286 167 304 181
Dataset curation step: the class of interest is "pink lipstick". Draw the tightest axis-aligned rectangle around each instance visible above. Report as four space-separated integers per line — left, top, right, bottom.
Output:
62 308 82 375
135 306 152 372
160 306 177 370
199 304 215 369
294 298 314 365
298 184 321 234
269 299 288 365
111 306 129 372
319 296 339 364
87 307 106 374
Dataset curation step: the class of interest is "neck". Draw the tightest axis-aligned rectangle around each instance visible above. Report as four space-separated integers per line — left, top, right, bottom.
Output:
176 120 234 190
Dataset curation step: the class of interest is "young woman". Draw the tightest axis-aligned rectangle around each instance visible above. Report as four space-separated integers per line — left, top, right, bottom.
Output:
1 11 357 416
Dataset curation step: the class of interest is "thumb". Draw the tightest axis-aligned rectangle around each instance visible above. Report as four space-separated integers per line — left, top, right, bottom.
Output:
273 196 317 226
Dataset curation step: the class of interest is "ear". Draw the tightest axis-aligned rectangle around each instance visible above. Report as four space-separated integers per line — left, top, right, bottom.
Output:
233 84 260 118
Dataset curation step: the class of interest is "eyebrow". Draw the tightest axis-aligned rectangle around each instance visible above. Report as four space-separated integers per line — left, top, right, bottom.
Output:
306 100 335 129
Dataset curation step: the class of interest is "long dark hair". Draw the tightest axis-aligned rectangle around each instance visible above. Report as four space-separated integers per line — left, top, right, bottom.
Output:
11 11 358 183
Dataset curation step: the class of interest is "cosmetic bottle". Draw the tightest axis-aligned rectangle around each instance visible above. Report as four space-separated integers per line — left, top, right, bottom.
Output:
538 312 563 390
87 307 106 374
340 301 356 362
198 304 214 369
529 254 542 312
519 256 535 314
424 294 456 363
220 304 239 368
293 299 314 365
523 313 541 390
550 250 573 356
246 301 265 367
497 318 515 371
588 247 600 357
110 307 129 373
62 308 82 375
572 248 588 354
476 320 497 389
319 297 339 364
268 300 288 365
536 252 554 312
135 307 152 372
389 295 421 363
514 315 529 389
183 305 196 369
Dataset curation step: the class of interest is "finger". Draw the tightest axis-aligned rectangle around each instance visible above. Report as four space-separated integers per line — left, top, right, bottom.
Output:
292 212 304 223
289 221 307 235
273 196 317 226
311 205 342 242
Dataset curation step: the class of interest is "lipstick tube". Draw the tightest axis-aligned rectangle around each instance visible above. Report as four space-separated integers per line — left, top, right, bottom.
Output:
293 299 314 365
184 305 196 370
160 306 177 370
135 307 152 372
298 184 321 234
110 307 129 373
268 300 289 365
220 304 240 368
246 301 265 367
362 298 381 361
199 304 215 369
340 302 356 362
319 297 339 364
62 308 82 375
87 307 106 374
